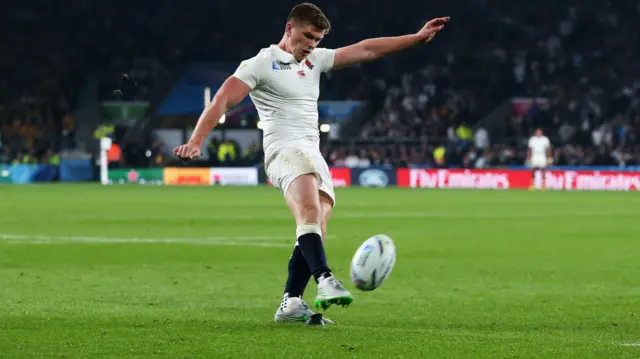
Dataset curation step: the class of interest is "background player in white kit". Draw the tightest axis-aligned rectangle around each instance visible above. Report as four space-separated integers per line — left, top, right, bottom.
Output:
527 128 552 190
174 3 449 324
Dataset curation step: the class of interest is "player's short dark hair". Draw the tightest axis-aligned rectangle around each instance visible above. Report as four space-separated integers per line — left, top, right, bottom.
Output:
287 3 331 33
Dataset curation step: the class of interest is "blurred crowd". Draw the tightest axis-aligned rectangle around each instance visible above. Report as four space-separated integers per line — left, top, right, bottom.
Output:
1 0 639 169
328 0 640 168
1 2 79 165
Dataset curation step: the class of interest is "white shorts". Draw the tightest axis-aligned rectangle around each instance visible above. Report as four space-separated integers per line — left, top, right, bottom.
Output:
265 145 336 206
530 156 548 169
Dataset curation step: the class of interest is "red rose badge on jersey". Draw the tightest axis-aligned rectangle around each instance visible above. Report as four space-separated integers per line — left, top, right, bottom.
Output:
305 60 314 70
297 70 306 77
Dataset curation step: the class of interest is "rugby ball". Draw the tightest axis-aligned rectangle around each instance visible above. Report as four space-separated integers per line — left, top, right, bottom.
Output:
350 234 396 291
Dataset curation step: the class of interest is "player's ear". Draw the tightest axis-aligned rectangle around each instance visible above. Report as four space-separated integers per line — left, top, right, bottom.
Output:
285 23 293 37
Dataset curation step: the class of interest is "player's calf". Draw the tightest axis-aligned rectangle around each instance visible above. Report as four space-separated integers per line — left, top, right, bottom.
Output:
530 167 547 191
296 222 352 310
319 192 333 242
530 168 537 190
297 223 331 282
297 222 352 310
283 244 311 299
284 174 353 310
285 174 331 282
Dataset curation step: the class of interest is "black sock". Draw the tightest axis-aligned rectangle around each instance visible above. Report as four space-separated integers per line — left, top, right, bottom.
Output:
297 233 331 282
283 245 311 298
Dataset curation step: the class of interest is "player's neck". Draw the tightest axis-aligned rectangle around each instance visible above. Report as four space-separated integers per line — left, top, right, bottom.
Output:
278 35 303 62
277 35 290 53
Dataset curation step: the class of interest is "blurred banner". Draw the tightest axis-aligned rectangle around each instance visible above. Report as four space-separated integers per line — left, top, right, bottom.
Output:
60 159 93 182
163 167 259 185
264 167 640 191
351 167 396 187
0 164 41 184
108 168 163 184
32 165 59 182
40 166 640 191
107 167 259 186
210 168 258 186
329 167 351 187
396 168 640 191
164 167 211 185
0 165 9 183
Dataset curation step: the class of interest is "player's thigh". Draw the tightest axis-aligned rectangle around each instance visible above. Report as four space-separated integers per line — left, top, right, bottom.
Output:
284 174 322 225
313 151 336 208
267 145 332 225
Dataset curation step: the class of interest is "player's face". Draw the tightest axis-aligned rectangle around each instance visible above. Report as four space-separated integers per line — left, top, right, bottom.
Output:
287 23 325 60
536 129 543 136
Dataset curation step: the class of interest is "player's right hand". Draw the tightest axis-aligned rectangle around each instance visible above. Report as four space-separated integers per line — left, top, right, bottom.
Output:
417 17 450 43
173 143 201 161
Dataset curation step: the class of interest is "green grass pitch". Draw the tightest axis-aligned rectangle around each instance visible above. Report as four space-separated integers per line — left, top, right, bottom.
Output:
0 184 639 358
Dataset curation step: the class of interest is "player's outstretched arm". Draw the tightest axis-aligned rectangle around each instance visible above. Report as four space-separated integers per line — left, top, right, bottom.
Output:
332 17 449 70
173 77 251 161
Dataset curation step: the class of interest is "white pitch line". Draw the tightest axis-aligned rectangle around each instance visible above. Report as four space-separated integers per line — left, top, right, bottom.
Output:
0 233 293 247
340 211 635 219
620 342 640 347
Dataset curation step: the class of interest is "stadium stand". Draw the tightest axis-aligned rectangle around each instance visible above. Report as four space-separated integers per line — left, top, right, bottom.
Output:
329 0 640 168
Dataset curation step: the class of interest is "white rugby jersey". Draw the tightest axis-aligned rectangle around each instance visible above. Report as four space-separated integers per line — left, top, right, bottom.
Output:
528 135 551 158
232 45 335 163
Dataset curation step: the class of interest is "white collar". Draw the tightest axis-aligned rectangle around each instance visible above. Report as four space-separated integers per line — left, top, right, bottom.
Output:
270 44 301 64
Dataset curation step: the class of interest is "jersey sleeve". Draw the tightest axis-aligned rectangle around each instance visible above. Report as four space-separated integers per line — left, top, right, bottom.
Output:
232 55 266 90
527 137 534 149
313 48 336 73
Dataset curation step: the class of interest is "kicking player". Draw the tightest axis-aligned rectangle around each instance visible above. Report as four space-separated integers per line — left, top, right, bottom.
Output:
527 128 552 190
174 2 449 324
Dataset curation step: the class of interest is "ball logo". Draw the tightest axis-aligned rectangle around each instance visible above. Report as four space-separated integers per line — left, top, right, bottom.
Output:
359 169 389 187
350 268 371 291
376 261 393 287
357 244 374 267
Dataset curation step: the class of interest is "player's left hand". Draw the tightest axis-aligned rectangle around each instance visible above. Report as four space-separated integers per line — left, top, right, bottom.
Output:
417 17 450 43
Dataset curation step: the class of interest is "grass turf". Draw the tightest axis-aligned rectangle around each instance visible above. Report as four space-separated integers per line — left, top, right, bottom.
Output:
0 184 639 358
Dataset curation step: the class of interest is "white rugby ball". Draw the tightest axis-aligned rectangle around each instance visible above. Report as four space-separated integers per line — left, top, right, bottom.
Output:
350 234 396 291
